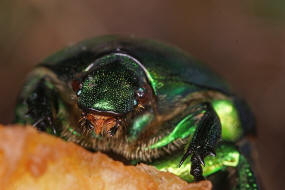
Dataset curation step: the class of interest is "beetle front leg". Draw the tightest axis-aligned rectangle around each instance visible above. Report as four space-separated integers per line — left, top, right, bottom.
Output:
179 102 222 181
15 73 61 136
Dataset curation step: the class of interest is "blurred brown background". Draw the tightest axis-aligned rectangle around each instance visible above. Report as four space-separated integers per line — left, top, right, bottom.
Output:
0 1 284 189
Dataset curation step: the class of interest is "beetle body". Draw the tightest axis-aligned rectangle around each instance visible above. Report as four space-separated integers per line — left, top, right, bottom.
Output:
15 36 258 189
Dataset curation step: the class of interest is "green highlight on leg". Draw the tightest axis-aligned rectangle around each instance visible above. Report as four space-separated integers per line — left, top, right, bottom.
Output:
151 144 240 182
148 114 197 149
149 99 243 150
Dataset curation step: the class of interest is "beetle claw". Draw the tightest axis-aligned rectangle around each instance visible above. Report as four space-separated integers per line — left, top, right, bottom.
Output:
208 150 216 157
179 150 192 168
197 154 205 166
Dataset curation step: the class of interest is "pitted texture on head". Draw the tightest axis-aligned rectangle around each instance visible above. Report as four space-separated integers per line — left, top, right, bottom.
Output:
77 53 146 114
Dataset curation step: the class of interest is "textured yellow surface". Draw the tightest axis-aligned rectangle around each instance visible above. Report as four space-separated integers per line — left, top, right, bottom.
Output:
0 125 212 190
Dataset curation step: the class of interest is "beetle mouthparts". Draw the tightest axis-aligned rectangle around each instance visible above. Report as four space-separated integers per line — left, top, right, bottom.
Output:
86 113 117 136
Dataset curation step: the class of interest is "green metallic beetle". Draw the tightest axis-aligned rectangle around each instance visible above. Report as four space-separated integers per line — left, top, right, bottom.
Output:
15 36 258 189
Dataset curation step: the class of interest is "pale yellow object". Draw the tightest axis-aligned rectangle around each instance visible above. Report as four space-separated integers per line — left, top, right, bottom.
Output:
0 125 212 190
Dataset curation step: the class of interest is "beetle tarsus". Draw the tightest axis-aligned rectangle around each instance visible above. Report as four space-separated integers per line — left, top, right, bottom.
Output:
190 154 205 181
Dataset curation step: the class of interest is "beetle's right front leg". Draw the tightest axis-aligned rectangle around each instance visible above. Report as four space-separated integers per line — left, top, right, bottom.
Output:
15 70 61 136
179 102 222 181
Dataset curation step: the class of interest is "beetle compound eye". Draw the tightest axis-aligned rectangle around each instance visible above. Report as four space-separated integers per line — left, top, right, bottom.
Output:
136 87 150 105
136 87 145 98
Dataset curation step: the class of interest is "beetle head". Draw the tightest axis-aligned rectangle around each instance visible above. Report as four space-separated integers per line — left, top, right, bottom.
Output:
72 53 152 136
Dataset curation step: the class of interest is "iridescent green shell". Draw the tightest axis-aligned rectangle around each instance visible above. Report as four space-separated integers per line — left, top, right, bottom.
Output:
42 36 249 142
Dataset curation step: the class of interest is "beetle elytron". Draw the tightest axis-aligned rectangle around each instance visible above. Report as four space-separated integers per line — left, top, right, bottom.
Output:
15 36 258 189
